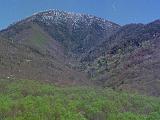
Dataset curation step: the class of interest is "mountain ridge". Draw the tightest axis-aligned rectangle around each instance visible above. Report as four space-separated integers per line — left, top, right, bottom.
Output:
0 9 160 96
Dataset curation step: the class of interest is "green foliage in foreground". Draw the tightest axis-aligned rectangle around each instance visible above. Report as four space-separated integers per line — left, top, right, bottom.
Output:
0 79 160 120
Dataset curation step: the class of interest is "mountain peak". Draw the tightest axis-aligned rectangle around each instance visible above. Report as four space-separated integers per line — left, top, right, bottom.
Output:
1 9 120 56
34 9 108 21
29 9 120 29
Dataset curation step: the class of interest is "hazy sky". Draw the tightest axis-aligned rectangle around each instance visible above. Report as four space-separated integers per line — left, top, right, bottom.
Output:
0 0 160 29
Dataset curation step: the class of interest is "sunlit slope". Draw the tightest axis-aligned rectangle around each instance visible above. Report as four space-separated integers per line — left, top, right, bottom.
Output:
0 79 160 120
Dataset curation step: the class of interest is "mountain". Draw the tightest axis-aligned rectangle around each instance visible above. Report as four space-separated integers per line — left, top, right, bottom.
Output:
83 20 160 96
0 9 160 96
0 9 119 85
1 10 120 57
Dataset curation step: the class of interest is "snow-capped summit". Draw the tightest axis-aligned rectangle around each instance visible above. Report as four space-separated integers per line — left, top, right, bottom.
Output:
1 9 120 56
29 9 119 30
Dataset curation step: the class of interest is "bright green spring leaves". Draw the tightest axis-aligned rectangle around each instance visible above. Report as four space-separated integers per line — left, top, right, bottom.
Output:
0 79 160 120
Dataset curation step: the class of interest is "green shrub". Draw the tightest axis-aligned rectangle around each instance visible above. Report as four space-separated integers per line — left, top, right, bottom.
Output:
0 79 160 120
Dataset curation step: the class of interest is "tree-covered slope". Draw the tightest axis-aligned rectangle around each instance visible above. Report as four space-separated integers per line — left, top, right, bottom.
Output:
0 79 160 120
0 35 88 85
0 10 160 96
0 9 120 86
83 20 160 96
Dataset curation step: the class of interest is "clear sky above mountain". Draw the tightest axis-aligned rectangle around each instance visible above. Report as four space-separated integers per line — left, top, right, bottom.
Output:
0 0 160 29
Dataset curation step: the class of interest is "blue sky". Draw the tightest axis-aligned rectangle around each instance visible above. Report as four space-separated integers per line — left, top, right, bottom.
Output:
0 0 160 29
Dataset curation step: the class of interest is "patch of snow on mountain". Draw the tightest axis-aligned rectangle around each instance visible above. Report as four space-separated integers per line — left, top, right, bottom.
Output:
28 9 118 31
